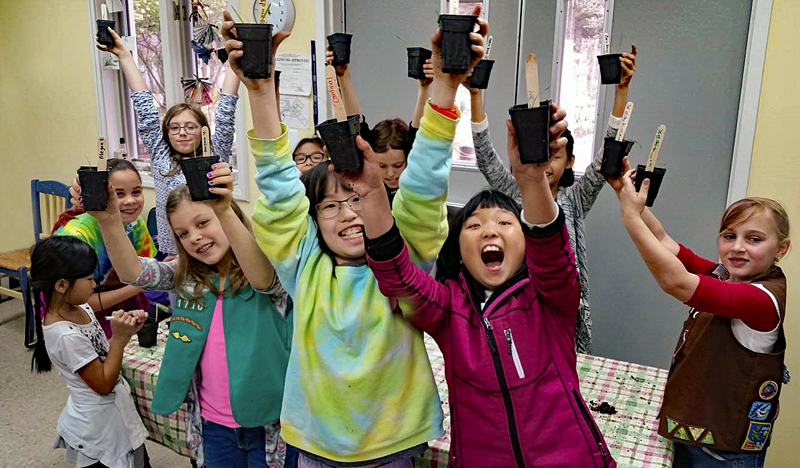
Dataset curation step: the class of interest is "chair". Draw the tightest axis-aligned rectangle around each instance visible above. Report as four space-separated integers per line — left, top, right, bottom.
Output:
0 179 71 348
147 207 158 247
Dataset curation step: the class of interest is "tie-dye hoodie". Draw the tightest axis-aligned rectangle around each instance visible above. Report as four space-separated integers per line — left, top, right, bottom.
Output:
56 213 156 283
249 103 455 463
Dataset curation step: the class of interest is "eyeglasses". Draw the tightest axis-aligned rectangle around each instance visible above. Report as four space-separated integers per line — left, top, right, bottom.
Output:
293 152 327 164
315 193 361 219
167 124 200 135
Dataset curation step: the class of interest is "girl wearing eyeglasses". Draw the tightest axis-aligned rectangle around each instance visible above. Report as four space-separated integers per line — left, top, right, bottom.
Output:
292 137 328 175
97 27 240 257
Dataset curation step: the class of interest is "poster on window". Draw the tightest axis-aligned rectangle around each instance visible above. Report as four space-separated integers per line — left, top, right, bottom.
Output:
276 53 312 96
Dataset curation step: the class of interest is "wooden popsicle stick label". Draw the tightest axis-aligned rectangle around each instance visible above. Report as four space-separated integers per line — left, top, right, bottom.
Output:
645 125 667 171
97 137 107 171
616 101 634 142
603 33 610 54
325 64 347 122
201 126 211 157
450 0 459 14
525 53 540 108
101 3 108 20
484 35 493 58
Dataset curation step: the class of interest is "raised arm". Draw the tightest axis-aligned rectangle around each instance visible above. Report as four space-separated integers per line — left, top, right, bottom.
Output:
411 60 433 129
207 162 278 291
98 28 147 92
326 46 362 118
211 66 241 164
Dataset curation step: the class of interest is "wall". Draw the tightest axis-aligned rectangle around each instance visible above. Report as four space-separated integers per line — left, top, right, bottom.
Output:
748 0 800 464
0 2 99 250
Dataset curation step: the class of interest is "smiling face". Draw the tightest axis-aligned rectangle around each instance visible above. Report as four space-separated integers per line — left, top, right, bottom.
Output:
718 209 789 283
109 169 144 224
459 206 525 289
169 200 230 266
545 146 574 193
375 149 407 189
316 179 366 264
166 110 203 156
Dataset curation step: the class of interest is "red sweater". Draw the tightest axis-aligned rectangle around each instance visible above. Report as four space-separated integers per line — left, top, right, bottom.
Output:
678 245 779 331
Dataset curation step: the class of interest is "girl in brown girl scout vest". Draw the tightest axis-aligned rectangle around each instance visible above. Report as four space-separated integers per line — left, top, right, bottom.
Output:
617 174 790 468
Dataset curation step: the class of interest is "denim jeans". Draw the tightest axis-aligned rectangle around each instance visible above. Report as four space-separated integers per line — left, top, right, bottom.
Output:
673 443 766 468
202 419 272 468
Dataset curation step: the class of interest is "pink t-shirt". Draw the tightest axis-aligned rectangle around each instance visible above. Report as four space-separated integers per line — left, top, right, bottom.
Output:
198 296 239 427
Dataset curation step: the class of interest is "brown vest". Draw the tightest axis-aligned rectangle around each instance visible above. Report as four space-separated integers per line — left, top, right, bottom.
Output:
658 267 786 452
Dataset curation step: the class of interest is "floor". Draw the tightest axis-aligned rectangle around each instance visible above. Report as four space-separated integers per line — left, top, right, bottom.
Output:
0 297 188 467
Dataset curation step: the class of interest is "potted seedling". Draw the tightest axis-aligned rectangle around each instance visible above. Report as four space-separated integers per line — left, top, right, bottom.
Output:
135 303 162 348
469 35 494 89
316 62 362 172
634 125 668 207
509 53 551 164
79 138 110 211
228 2 274 79
438 4 478 74
600 101 635 177
96 3 116 47
327 32 353 66
179 127 220 201
407 46 432 80
597 34 624 85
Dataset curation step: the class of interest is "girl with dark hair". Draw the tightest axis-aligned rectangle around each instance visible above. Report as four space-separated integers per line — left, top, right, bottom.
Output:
71 162 294 467
58 158 155 338
97 27 240 256
233 12 488 467
292 136 327 175
360 117 615 467
30 235 151 468
469 44 639 354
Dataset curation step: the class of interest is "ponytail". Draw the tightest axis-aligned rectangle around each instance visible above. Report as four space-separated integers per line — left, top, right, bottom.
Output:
30 290 51 373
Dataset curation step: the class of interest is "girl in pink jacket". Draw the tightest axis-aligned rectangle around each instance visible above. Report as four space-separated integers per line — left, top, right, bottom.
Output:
351 117 616 468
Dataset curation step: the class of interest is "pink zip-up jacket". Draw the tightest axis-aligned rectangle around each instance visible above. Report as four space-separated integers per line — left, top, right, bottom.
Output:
366 209 616 468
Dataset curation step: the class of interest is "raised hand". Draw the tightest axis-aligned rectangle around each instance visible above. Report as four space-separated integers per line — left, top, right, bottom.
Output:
419 59 434 88
325 46 348 77
618 44 637 90
336 136 386 199
619 168 649 218
604 156 632 193
205 162 234 216
71 177 122 224
96 27 130 57
221 11 290 92
430 5 488 92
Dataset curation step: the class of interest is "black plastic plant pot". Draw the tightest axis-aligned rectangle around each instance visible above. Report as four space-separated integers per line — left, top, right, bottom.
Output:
469 59 495 89
407 47 432 79
597 54 623 84
96 19 116 46
137 318 158 348
235 23 274 79
508 101 552 164
316 114 362 173
634 164 667 207
78 166 109 211
438 15 478 74
327 33 353 66
599 137 634 177
179 156 220 201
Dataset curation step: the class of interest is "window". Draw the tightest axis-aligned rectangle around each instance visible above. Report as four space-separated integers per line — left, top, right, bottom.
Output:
92 0 249 199
555 0 609 173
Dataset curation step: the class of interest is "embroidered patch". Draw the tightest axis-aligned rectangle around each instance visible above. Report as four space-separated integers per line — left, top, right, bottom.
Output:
758 381 778 400
688 426 706 441
673 426 690 441
700 431 715 445
169 316 202 331
172 331 192 342
666 417 679 433
741 422 771 451
748 401 772 421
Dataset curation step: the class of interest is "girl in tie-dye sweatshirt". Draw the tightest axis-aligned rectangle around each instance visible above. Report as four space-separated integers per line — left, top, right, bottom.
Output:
227 13 487 466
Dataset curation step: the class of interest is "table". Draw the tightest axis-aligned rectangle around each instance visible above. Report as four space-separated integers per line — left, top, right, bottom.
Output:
121 324 674 467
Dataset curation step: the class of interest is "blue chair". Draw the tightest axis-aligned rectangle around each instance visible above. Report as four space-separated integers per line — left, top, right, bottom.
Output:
0 180 71 348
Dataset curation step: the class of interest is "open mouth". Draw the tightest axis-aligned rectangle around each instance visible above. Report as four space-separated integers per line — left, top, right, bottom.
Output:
197 242 213 254
120 208 138 217
339 225 364 240
481 245 504 271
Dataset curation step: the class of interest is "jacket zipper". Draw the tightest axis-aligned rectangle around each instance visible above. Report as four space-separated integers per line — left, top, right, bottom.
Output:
483 317 526 467
572 389 609 467
504 328 525 379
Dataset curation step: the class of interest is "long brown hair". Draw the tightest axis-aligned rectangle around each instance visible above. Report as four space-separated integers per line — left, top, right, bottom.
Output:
165 185 250 305
161 104 210 177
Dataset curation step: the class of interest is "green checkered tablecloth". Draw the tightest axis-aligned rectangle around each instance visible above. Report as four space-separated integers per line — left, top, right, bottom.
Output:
121 325 673 467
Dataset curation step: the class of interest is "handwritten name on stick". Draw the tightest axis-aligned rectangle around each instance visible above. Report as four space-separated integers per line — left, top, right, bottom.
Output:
645 125 667 171
201 126 211 157
325 64 347 122
97 137 107 171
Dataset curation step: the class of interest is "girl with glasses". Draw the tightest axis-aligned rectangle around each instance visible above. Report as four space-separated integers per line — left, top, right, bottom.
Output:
292 137 328 175
97 27 241 257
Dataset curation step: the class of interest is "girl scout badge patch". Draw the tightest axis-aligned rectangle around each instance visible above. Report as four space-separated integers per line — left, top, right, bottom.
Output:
741 421 771 451
748 401 772 421
758 380 778 400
